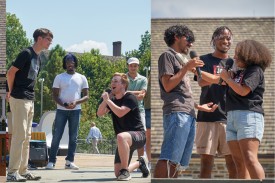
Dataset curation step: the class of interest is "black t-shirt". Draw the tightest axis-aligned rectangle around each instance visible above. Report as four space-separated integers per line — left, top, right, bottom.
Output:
11 47 40 100
109 93 145 135
195 53 233 122
226 65 265 114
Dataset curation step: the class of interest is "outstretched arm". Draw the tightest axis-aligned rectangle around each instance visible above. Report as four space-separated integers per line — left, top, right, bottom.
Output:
195 102 218 112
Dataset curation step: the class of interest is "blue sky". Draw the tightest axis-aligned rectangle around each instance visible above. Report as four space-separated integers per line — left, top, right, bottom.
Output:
6 0 274 56
6 0 150 56
152 0 274 18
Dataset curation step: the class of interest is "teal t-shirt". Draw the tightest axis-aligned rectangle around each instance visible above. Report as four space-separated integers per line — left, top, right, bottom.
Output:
127 73 148 113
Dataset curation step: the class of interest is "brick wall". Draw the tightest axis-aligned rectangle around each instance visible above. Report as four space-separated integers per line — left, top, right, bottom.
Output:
151 18 275 178
0 0 6 73
0 0 6 117
151 156 275 179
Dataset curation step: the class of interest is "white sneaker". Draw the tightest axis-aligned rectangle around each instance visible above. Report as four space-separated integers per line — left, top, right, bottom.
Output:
45 162 55 169
7 172 27 182
65 160 79 170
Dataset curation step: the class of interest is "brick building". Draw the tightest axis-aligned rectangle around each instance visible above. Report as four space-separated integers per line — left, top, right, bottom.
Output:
0 0 6 109
0 0 6 178
151 18 275 178
0 0 6 74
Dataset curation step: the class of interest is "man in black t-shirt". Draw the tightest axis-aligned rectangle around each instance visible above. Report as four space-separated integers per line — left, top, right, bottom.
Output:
194 26 237 178
97 72 150 181
7 28 53 182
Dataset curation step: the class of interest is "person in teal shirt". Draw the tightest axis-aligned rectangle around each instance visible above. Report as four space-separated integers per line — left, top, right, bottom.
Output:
126 57 148 160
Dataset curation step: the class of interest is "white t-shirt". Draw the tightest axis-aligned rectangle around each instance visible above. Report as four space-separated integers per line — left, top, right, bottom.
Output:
53 72 89 110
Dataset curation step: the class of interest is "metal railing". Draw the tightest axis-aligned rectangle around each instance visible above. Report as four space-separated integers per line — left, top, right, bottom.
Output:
76 139 117 155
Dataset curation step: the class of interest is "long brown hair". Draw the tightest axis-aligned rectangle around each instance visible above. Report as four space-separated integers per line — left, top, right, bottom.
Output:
235 40 272 71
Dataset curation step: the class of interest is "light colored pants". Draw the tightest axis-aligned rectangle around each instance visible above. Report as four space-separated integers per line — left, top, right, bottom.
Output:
8 97 34 174
196 122 230 156
92 139 100 154
7 111 12 134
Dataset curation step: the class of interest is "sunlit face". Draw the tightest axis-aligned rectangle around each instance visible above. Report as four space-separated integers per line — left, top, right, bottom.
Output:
41 36 52 49
110 76 125 94
177 36 193 55
127 63 139 75
65 60 76 73
213 29 232 53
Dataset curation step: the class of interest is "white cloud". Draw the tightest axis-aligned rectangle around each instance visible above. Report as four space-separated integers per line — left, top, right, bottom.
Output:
65 40 109 55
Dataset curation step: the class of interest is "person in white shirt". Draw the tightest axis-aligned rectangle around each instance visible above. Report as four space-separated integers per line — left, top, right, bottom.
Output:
86 122 102 154
46 53 89 170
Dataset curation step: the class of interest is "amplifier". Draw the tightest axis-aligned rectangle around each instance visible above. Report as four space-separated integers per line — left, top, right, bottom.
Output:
29 140 48 167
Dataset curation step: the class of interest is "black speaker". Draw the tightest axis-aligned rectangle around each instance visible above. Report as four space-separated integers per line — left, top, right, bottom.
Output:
29 140 48 167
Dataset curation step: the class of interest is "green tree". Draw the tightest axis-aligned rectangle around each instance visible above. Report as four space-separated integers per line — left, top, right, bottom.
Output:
6 13 31 68
32 47 127 139
125 31 151 77
138 30 151 56
77 49 126 139
6 12 151 143
126 31 150 58
34 45 66 122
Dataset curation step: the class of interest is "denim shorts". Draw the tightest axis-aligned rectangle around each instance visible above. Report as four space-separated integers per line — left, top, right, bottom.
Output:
159 112 196 168
226 110 264 142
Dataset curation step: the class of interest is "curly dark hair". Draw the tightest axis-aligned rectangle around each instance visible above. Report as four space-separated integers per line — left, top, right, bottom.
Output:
235 40 272 71
210 26 233 48
164 25 195 47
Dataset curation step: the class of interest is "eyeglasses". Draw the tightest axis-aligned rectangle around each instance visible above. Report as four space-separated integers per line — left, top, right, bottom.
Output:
185 36 194 44
217 35 232 41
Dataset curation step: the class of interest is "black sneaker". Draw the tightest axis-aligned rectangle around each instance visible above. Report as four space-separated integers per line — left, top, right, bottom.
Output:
117 169 131 181
7 172 27 182
139 156 150 178
21 172 42 181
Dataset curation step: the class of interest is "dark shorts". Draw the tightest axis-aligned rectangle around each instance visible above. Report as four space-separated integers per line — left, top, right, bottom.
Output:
114 131 146 164
145 109 151 129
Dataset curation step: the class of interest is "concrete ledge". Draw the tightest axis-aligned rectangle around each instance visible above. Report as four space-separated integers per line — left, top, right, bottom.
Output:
263 179 275 183
151 179 275 183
